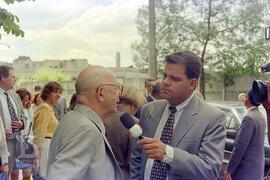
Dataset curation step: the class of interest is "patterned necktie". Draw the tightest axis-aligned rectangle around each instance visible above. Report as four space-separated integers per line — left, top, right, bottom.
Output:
150 106 177 180
4 92 18 133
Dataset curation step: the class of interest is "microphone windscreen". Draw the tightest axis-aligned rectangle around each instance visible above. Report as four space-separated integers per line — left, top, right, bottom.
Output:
129 124 143 138
120 112 135 129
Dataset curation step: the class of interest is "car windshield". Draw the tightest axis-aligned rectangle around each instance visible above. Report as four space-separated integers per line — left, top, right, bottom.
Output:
235 107 246 120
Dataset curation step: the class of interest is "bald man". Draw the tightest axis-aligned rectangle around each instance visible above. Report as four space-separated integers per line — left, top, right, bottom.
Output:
46 66 123 180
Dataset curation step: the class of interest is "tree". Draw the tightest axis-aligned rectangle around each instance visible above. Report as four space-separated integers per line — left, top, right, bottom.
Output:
16 67 71 87
0 0 32 39
131 0 270 97
34 68 71 83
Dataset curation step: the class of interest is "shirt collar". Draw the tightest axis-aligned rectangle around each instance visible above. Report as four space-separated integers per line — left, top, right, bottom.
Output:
0 88 6 94
74 104 106 136
169 92 194 112
247 106 257 112
149 94 156 101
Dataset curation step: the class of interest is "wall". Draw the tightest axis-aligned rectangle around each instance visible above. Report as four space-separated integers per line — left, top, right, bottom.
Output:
205 74 270 101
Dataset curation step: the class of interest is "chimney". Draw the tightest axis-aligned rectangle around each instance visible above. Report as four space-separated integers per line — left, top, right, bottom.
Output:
116 52 120 68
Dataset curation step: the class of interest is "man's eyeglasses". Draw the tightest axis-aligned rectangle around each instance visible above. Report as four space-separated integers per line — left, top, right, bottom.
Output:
96 83 123 94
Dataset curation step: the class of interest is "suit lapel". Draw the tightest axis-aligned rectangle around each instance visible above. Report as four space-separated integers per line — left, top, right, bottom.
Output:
171 96 199 146
145 101 167 138
0 99 4 120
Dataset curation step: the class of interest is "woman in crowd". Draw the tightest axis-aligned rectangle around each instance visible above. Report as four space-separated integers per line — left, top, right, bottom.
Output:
16 88 35 180
32 92 42 113
32 81 62 179
104 85 146 180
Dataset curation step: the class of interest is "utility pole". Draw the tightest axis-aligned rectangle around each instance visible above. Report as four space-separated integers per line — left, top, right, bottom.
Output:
148 0 157 79
116 52 121 68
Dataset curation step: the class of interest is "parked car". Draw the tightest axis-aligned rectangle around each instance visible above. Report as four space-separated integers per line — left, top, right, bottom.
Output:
208 101 270 179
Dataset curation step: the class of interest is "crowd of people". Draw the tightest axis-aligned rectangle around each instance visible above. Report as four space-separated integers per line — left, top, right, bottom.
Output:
0 51 269 180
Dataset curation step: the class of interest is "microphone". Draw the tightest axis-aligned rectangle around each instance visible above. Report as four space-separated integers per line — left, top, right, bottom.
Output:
120 112 143 139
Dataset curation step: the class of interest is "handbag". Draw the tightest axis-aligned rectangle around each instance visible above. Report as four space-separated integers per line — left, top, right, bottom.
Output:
15 122 36 169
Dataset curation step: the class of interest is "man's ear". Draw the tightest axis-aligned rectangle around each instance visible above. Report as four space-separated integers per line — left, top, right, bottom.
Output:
189 78 197 90
96 87 105 102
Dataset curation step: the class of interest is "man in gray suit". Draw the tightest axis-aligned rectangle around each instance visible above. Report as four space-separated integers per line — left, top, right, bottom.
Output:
0 65 26 179
130 51 226 180
47 66 122 180
224 89 266 180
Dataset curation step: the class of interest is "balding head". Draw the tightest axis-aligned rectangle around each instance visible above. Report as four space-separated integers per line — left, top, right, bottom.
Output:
75 65 120 119
75 65 117 99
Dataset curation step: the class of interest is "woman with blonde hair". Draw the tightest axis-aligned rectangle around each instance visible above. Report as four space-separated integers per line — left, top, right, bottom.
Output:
104 85 146 180
32 81 62 179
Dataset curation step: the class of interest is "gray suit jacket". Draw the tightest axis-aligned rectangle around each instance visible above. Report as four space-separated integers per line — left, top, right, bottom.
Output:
0 90 27 129
130 96 226 180
226 107 266 180
0 116 9 164
0 90 27 168
47 104 122 180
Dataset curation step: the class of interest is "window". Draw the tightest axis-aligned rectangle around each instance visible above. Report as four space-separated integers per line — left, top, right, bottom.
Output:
222 109 237 130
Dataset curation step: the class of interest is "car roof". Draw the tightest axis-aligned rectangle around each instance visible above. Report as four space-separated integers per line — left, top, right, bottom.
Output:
207 101 244 108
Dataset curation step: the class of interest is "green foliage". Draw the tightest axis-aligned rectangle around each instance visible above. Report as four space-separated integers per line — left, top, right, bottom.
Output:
16 76 32 87
3 0 29 4
132 0 270 86
34 68 71 82
0 0 33 39
16 68 71 86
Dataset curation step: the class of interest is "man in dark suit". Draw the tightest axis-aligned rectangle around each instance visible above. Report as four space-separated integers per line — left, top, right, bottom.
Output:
224 89 266 180
130 51 226 180
0 65 26 180
144 79 155 102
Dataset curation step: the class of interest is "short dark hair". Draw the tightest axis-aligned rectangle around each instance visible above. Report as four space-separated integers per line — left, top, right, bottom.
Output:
144 78 155 86
151 81 162 96
16 88 32 101
0 65 13 79
34 85 42 92
41 81 63 100
165 50 202 79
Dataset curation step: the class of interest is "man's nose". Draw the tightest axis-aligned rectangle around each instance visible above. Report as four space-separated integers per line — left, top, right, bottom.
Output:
162 77 170 86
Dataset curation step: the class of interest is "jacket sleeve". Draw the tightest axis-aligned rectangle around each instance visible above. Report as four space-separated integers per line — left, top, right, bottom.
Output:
46 125 97 180
0 116 9 164
130 109 147 180
169 112 226 180
226 117 255 174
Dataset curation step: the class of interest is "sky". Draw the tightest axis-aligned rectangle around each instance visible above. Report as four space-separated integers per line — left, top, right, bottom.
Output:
0 0 147 67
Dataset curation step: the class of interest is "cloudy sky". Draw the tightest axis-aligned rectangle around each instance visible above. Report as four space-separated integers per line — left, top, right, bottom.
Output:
0 0 147 67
